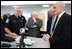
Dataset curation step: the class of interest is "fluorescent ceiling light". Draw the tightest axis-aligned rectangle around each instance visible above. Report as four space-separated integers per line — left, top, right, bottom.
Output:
13 6 19 8
43 5 49 7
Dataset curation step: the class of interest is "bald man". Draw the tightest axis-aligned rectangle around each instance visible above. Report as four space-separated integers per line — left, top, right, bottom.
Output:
45 1 71 48
27 12 42 37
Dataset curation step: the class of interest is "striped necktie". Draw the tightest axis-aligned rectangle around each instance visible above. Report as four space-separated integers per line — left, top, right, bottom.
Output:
51 16 60 38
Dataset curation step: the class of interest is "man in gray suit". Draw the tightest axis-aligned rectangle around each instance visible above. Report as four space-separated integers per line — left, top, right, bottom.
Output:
27 12 42 37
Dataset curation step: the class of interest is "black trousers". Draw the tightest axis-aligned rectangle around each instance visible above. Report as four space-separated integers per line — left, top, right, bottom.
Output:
50 43 71 48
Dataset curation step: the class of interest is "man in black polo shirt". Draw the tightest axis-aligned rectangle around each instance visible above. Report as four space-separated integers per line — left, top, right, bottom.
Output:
5 7 26 37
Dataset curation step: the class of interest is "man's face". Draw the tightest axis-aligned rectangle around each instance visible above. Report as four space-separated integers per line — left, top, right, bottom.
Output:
32 13 38 19
53 3 60 15
19 11 23 16
49 7 56 17
14 9 20 16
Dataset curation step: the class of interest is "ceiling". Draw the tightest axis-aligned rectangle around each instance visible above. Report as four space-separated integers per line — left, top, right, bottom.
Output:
1 1 71 8
1 1 71 6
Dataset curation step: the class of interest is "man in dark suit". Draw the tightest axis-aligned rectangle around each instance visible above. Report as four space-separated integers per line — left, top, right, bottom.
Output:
43 1 71 48
43 7 57 40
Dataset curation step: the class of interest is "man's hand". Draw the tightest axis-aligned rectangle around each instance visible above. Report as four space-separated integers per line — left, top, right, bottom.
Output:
32 16 37 22
5 28 18 38
32 18 36 22
33 25 37 28
34 19 36 22
42 34 50 40
10 33 18 37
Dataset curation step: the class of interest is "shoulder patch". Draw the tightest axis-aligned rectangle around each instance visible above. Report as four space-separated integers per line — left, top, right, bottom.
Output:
6 18 9 23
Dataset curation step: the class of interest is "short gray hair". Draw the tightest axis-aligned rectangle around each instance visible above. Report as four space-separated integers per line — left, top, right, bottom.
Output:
14 7 21 11
31 11 38 16
56 1 65 8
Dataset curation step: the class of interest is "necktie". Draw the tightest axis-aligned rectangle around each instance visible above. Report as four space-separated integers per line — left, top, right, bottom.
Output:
51 16 60 38
52 15 58 31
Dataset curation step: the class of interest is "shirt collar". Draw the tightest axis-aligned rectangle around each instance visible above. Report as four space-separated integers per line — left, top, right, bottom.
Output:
52 15 57 19
58 11 65 18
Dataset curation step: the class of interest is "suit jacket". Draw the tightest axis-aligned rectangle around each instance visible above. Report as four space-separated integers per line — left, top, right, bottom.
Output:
47 13 71 48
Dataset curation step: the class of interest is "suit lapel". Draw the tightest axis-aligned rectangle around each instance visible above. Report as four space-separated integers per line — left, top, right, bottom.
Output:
54 13 66 32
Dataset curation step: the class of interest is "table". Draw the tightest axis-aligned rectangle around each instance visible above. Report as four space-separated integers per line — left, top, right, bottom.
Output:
1 35 50 48
26 37 49 48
